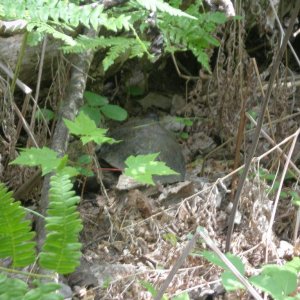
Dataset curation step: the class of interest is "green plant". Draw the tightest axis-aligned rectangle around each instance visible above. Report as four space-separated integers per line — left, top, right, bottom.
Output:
82 91 128 125
124 153 179 185
0 171 82 298
175 117 194 139
1 0 229 296
1 1 227 72
63 112 179 184
201 250 300 299
157 1 227 70
258 168 299 203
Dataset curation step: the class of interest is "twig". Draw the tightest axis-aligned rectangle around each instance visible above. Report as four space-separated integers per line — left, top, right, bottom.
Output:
265 128 300 262
268 0 300 68
29 35 48 143
246 113 300 178
154 233 198 300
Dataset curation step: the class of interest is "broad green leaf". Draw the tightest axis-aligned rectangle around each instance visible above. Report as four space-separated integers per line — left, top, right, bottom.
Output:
221 271 244 291
64 111 97 136
80 128 115 145
201 251 245 274
201 251 245 291
80 104 102 126
64 111 115 145
77 154 92 164
57 166 79 177
10 147 62 175
100 104 128 121
124 153 178 185
83 91 108 106
250 265 297 300
35 108 54 122
285 257 300 273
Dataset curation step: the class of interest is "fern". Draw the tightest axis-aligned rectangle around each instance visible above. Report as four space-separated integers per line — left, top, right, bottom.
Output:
0 274 63 300
158 9 227 70
0 183 36 267
135 0 196 19
63 36 150 71
39 172 82 274
27 21 77 46
0 0 106 45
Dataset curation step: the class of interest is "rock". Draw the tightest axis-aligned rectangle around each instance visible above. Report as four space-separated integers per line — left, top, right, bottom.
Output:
97 117 185 184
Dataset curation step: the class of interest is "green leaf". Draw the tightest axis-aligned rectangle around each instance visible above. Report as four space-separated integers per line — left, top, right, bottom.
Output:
180 132 189 139
124 153 179 185
84 91 108 106
77 154 92 165
136 0 196 19
221 271 244 291
250 265 297 300
100 104 128 121
39 173 82 274
64 111 115 145
10 147 62 175
285 257 300 273
201 251 245 274
0 274 28 299
176 117 193 127
64 111 97 136
291 191 300 206
35 108 54 122
24 281 63 300
201 251 245 291
127 86 145 96
57 166 79 178
139 280 157 297
163 232 178 246
80 104 102 126
0 184 36 267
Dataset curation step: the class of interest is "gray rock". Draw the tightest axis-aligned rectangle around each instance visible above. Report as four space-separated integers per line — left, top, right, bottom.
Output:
97 117 185 184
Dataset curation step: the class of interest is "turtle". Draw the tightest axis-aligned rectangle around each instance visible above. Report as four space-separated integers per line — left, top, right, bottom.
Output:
97 117 186 185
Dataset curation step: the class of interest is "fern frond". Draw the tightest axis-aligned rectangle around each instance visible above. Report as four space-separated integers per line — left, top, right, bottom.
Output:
0 0 105 30
27 21 76 46
39 173 82 274
0 274 28 299
23 280 63 300
0 274 63 300
63 36 150 71
135 0 196 19
0 183 36 267
158 9 226 70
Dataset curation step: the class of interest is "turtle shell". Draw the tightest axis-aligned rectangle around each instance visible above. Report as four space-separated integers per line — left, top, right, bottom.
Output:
97 117 185 184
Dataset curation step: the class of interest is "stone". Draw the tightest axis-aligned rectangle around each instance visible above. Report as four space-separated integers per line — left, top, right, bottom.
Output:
97 117 185 184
